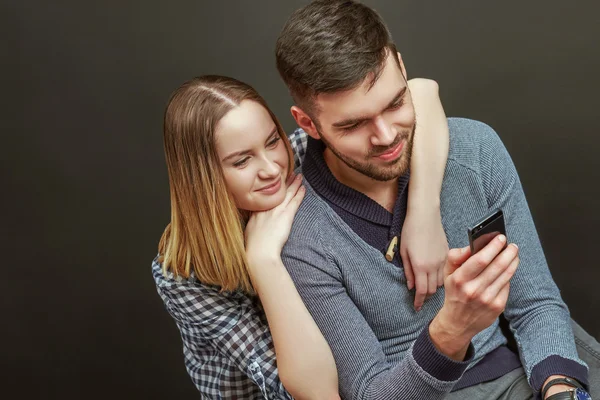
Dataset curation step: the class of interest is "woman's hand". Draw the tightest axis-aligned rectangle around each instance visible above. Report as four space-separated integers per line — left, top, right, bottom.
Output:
400 206 448 311
245 174 305 264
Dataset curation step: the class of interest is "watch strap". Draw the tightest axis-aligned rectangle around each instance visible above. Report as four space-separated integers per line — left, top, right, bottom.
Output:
542 377 584 399
546 390 574 400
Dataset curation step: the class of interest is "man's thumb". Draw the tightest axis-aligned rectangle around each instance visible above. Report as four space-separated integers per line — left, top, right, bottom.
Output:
445 246 471 276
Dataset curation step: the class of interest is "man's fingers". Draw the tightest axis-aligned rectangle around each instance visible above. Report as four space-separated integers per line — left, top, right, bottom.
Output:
460 235 507 280
437 267 444 287
484 281 511 317
475 243 518 289
445 246 470 277
497 282 510 306
448 246 471 266
482 249 519 300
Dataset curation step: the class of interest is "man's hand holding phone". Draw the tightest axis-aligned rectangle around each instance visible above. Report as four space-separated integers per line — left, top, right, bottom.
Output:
429 234 520 361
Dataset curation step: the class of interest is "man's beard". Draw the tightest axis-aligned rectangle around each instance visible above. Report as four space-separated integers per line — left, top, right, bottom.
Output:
318 124 415 182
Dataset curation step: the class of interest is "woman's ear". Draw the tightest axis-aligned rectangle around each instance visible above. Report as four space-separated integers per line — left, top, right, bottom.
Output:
291 106 320 140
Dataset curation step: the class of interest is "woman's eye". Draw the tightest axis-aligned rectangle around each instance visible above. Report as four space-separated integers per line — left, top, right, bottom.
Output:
267 136 280 147
233 157 250 168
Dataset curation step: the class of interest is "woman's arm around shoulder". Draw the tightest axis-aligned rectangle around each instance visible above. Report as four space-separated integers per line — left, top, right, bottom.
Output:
245 175 340 400
401 78 450 311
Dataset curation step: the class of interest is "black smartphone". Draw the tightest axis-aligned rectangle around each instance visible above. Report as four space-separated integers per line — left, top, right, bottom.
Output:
468 209 507 254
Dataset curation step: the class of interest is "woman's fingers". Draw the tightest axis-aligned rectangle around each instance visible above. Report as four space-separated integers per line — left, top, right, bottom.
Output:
414 272 428 312
286 173 297 187
287 184 306 215
402 251 415 291
272 174 305 222
437 267 444 287
281 174 303 207
428 273 437 298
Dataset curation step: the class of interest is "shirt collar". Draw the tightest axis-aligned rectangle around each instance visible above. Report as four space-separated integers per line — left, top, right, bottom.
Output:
302 136 409 228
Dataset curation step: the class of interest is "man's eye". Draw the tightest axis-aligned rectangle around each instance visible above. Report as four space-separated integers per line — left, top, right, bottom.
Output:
233 157 250 168
267 136 281 147
388 98 404 110
342 122 362 132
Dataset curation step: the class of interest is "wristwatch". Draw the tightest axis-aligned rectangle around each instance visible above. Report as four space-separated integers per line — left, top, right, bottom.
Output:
543 377 592 400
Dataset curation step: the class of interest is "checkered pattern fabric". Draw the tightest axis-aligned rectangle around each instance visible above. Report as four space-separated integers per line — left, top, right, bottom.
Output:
288 128 308 170
152 258 293 399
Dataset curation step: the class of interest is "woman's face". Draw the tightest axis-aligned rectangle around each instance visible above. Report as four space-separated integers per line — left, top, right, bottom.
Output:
215 100 289 212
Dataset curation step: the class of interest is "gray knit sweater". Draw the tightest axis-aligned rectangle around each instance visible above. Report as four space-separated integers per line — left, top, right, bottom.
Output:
281 118 587 399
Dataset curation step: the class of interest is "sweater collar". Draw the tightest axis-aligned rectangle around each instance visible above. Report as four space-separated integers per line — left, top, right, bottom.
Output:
302 136 410 228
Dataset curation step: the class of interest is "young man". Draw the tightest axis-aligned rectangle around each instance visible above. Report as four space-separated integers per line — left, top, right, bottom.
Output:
277 1 599 399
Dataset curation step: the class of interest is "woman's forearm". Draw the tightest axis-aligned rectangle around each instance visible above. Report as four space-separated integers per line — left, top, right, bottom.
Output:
248 254 340 400
401 78 450 300
408 78 449 211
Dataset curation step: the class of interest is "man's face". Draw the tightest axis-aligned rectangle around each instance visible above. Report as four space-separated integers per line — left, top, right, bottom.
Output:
312 52 416 182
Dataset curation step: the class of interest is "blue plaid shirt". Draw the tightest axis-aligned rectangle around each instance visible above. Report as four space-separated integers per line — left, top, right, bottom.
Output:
152 130 307 399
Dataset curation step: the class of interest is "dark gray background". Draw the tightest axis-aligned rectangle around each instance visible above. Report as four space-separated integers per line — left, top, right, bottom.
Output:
3 0 599 398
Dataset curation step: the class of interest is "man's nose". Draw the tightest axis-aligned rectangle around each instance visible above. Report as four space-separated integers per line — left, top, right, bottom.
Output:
371 116 395 147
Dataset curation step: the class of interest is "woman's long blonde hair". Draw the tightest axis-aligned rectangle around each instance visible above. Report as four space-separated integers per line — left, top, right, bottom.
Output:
158 75 294 293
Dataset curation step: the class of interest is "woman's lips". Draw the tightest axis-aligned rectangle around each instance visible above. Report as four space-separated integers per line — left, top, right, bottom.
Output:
256 178 282 194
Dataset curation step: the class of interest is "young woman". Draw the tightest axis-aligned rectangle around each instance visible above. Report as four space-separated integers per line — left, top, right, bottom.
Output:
152 75 449 399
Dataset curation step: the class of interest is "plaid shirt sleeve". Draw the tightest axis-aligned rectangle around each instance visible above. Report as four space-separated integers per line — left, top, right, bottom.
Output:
288 128 308 171
152 258 293 400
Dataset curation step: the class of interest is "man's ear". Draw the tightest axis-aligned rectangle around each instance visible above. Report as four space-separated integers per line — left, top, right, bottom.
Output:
396 52 407 80
291 106 320 140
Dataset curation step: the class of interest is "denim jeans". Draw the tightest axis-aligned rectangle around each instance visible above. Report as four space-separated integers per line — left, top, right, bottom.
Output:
445 320 600 399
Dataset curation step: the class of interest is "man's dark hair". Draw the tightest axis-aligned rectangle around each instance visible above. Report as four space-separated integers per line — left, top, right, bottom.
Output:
275 0 399 118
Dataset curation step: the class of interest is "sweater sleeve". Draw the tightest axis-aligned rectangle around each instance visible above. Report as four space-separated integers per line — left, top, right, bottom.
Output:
476 121 589 395
281 206 474 400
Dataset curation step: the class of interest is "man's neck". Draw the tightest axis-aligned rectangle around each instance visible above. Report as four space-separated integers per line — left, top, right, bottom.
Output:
324 148 398 212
